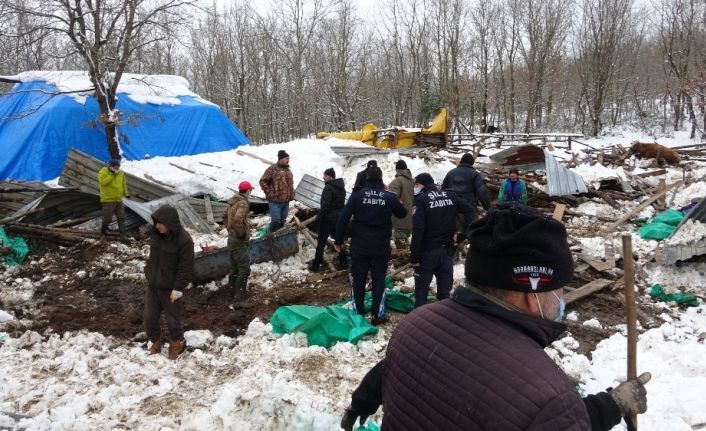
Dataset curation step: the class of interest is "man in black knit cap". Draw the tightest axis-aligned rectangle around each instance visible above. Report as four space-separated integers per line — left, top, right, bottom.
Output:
341 203 651 431
352 159 377 192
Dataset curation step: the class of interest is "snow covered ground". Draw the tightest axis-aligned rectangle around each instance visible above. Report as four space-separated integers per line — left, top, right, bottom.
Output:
2 126 706 430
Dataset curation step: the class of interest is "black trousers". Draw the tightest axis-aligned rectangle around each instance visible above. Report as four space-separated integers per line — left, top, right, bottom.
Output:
144 286 184 341
350 248 390 318
414 246 454 308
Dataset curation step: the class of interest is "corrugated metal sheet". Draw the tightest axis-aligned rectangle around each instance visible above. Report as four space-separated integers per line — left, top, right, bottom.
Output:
58 148 227 223
662 197 706 264
126 195 214 234
0 181 52 215
489 145 587 196
294 174 351 209
15 189 102 225
330 146 420 159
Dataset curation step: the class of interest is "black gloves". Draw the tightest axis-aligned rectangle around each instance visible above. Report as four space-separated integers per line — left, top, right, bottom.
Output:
341 406 368 431
610 372 651 417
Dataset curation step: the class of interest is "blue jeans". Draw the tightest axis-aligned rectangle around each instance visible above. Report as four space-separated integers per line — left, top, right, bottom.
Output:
268 202 289 232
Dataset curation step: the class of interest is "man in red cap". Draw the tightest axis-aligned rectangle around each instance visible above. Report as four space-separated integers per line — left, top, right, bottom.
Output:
223 181 255 299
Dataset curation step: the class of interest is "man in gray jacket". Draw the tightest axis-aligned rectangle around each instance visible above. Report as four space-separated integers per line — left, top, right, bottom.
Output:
341 203 650 431
387 160 413 250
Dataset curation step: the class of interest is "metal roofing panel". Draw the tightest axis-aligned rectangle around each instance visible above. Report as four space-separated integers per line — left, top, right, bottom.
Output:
294 174 351 209
330 146 420 159
125 195 214 234
489 145 587 196
662 197 706 264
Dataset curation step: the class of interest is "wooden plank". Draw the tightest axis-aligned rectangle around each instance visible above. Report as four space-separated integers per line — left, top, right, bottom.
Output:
564 279 614 304
579 254 615 273
203 195 215 224
552 203 566 221
237 149 272 165
604 180 682 232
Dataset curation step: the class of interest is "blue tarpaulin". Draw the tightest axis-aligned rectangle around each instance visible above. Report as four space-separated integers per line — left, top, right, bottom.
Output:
0 80 249 181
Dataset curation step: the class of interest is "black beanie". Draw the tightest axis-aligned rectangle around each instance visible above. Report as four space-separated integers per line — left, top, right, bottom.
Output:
278 150 290 160
465 203 573 292
395 160 407 170
109 158 121 167
366 160 377 168
366 166 383 181
324 168 335 178
414 173 434 186
460 153 474 165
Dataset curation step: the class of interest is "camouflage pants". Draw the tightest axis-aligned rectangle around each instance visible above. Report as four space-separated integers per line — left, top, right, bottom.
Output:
228 237 250 292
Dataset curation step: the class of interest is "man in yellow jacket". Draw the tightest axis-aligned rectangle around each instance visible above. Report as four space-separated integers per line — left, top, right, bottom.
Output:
98 158 129 238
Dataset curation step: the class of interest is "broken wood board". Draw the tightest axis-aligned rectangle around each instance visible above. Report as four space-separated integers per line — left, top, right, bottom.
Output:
237 149 272 165
578 254 615 273
552 203 566 221
564 279 614 304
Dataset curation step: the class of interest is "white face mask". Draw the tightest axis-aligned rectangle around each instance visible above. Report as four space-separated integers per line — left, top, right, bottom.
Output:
414 186 423 195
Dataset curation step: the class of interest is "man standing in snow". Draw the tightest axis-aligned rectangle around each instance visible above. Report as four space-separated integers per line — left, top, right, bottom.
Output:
498 167 528 204
334 167 407 326
224 181 254 298
259 150 295 232
144 205 194 360
387 160 414 250
441 153 491 238
352 160 377 192
97 158 129 238
410 173 473 308
310 168 347 273
341 203 651 431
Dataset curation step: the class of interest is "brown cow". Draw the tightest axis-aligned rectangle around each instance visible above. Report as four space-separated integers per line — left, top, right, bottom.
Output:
630 142 681 165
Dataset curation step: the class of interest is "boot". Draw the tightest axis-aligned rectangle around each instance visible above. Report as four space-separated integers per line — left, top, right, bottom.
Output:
309 258 322 273
148 339 162 355
118 220 128 241
168 339 186 360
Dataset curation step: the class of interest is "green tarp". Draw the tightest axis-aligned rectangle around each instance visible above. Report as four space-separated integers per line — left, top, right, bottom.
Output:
0 226 28 267
649 284 699 307
638 209 685 240
269 305 378 348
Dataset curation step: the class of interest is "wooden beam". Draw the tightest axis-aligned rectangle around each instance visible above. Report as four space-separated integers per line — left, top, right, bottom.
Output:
578 254 615 273
203 195 215 224
604 180 682 232
237 149 272 165
564 279 614 304
552 203 566 221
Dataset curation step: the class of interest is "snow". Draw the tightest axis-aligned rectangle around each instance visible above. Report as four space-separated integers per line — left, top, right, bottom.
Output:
5 71 207 106
2 129 706 429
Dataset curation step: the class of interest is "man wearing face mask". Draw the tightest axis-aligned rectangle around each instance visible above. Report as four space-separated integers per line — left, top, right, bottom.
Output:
341 203 651 431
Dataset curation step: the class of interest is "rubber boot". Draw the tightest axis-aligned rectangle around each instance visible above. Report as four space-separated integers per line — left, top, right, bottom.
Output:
117 218 128 240
309 258 322 273
168 339 186 360
149 339 162 355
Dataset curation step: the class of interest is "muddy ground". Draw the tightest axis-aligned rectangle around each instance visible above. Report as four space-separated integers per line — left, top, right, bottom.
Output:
1 237 666 358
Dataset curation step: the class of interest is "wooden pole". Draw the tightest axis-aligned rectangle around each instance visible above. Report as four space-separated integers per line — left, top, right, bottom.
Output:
622 234 638 429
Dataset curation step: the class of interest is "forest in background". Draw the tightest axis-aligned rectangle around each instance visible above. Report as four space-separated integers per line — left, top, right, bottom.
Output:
1 0 705 145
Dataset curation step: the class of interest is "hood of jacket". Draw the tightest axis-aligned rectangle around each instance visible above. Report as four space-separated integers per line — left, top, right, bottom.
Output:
328 177 345 192
395 169 413 181
151 205 182 233
228 193 248 206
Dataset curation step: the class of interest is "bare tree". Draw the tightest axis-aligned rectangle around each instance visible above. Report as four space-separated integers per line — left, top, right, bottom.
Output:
5 0 195 158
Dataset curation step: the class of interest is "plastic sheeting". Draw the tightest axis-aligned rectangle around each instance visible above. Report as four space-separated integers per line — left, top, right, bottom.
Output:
269 305 378 348
0 80 250 181
0 226 29 267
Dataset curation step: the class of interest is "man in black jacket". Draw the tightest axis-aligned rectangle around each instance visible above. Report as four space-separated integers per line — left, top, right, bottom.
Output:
311 168 346 272
410 173 473 307
341 203 650 431
441 153 491 238
335 167 406 325
144 205 194 360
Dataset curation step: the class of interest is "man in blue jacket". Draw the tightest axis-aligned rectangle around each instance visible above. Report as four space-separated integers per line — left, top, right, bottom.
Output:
335 167 407 325
410 173 473 307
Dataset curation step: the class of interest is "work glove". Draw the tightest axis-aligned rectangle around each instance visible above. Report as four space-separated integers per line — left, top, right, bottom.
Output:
340 406 368 431
610 372 651 417
169 290 183 303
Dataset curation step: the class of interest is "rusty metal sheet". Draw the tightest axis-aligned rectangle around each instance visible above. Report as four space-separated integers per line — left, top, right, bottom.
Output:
294 174 350 209
192 230 300 283
490 145 587 196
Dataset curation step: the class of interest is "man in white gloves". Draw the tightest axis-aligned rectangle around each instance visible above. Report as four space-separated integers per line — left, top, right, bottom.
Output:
143 205 194 360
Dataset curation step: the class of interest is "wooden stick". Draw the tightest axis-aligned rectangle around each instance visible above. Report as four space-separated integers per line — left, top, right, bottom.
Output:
237 149 272 165
604 181 682 232
144 173 176 189
293 216 336 272
622 234 638 429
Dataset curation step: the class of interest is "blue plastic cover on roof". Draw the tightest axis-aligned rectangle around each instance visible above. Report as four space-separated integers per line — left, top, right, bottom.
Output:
0 80 249 181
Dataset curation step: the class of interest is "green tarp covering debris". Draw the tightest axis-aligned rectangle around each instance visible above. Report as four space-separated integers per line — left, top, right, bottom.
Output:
356 420 380 431
270 305 378 348
650 284 699 307
0 226 29 267
638 209 685 240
